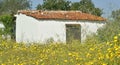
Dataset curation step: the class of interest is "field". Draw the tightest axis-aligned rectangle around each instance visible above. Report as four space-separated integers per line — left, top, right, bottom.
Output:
0 35 120 65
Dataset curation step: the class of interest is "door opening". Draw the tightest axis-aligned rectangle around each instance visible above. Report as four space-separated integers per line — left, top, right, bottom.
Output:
66 24 81 43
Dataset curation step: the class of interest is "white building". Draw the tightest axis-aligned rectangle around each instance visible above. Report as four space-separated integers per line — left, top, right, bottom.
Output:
15 10 106 43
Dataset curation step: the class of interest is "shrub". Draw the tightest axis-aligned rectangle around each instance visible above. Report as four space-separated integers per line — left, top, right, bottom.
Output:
0 14 15 40
97 20 120 42
84 33 100 44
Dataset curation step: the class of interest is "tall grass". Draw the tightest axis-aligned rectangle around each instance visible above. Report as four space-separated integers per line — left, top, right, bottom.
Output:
0 34 120 65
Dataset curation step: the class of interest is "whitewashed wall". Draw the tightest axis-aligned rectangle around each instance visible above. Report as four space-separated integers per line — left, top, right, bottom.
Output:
16 14 105 43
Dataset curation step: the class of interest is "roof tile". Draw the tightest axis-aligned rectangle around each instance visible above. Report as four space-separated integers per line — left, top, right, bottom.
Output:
18 10 106 21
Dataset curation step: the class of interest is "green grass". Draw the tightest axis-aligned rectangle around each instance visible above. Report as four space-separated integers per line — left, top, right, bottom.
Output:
0 35 120 65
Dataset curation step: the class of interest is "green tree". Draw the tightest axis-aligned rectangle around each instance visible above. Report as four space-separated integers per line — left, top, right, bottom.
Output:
0 0 31 39
37 0 102 16
111 9 120 20
36 4 43 10
0 0 31 14
71 0 102 16
0 14 15 39
37 0 71 10
0 0 3 14
70 2 80 10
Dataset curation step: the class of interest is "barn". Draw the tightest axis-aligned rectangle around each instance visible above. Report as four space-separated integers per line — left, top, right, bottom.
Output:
15 10 106 43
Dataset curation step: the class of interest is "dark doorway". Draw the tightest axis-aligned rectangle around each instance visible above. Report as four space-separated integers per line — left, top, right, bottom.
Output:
66 24 81 43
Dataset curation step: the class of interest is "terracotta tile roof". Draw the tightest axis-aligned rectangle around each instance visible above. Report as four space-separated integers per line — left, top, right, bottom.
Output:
18 10 106 21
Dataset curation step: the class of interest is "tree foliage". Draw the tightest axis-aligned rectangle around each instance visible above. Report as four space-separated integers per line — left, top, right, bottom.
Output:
36 4 43 10
0 0 31 14
0 14 15 39
111 9 120 20
0 0 2 13
70 2 80 10
37 0 102 16
0 0 31 39
71 0 102 16
37 0 71 10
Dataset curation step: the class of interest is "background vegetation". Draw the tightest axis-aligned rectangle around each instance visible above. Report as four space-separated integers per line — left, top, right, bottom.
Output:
85 9 120 43
0 0 31 15
0 0 31 40
37 0 102 16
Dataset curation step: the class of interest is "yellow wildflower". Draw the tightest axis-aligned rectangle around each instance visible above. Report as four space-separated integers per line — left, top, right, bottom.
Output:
114 39 117 42
18 64 23 65
118 34 120 36
106 42 110 45
76 63 80 65
76 57 79 60
89 61 94 65
1 64 5 65
64 60 68 63
90 48 94 51
106 53 109 59
102 63 107 65
114 36 118 40
107 48 112 53
116 52 120 58
86 53 91 57
114 45 119 51
68 53 72 56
